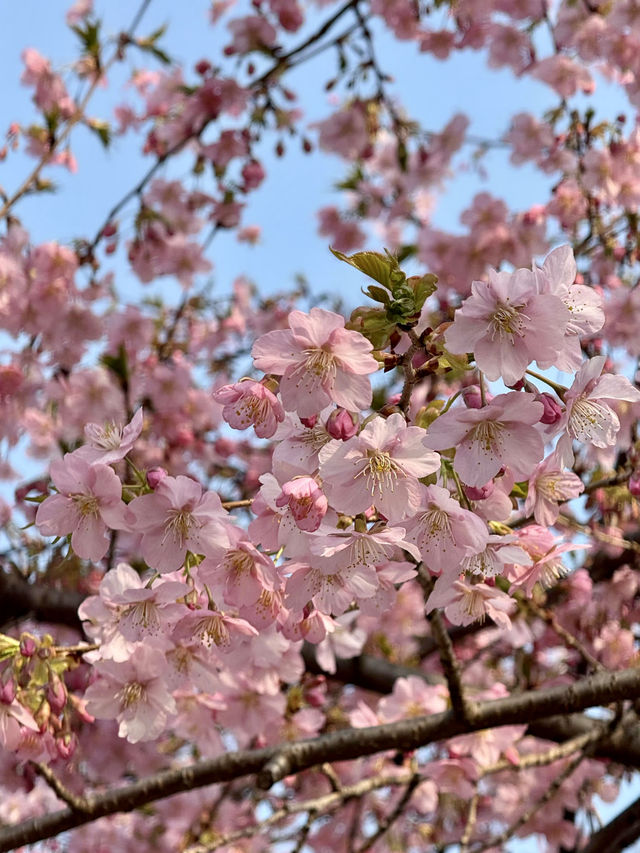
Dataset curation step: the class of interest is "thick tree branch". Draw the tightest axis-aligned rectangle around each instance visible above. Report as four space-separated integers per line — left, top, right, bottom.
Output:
0 573 84 629
4 666 640 851
580 793 640 853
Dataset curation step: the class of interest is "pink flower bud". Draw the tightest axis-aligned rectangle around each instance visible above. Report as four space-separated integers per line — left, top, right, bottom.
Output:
47 674 67 715
56 733 78 760
465 481 495 501
629 471 640 497
0 678 15 705
19 633 37 657
300 415 318 428
146 467 167 489
461 386 489 409
326 408 358 440
537 392 563 425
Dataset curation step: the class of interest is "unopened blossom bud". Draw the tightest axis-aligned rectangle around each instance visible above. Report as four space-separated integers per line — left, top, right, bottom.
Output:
465 481 495 502
47 673 67 715
537 392 563 425
0 677 15 705
303 676 326 708
300 415 317 429
461 386 485 409
146 467 167 489
326 408 358 440
19 633 37 658
629 471 640 497
56 733 78 760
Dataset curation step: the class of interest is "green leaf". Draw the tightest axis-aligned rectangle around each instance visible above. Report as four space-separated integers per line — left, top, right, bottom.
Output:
363 284 391 305
412 273 438 311
330 247 401 288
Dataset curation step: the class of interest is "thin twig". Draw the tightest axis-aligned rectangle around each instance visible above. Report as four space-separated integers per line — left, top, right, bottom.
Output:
0 0 154 220
32 764 92 814
417 565 476 723
354 774 420 853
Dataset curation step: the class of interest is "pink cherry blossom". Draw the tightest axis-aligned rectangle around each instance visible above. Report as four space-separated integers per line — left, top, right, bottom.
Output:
525 451 585 526
76 408 144 465
319 412 441 521
252 307 378 418
445 264 569 386
275 476 328 532
127 475 231 572
427 576 515 629
402 484 489 576
212 379 284 438
84 645 177 743
533 245 604 372
425 392 544 486
556 356 640 463
36 452 131 561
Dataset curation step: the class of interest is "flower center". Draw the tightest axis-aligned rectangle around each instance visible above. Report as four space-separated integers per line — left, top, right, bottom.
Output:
118 682 145 709
304 348 337 379
470 419 503 453
89 422 123 450
163 508 197 547
72 494 100 517
122 600 159 632
193 613 229 647
237 395 269 425
569 397 611 442
354 450 401 497
224 549 254 577
489 302 528 343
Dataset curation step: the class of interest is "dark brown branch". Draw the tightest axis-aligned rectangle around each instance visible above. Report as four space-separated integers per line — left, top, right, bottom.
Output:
0 573 84 629
580 793 640 853
4 667 640 852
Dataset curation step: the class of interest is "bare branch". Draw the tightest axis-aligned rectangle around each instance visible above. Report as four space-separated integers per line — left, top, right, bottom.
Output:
580 794 640 853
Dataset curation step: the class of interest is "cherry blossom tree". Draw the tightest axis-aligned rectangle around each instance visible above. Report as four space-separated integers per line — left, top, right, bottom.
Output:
3 1 640 851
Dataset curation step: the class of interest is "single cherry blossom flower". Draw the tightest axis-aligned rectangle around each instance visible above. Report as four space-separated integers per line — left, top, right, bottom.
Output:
402 484 489 576
425 392 544 487
212 379 284 438
310 524 420 571
285 560 378 615
427 575 515 629
461 534 532 579
555 356 640 464
36 452 131 562
173 605 258 651
275 476 328 532
533 245 604 372
377 676 448 722
525 451 585 526
197 529 281 608
127 475 231 572
84 645 177 743
76 408 144 465
445 264 569 386
319 412 441 521
252 307 378 417
507 525 589 595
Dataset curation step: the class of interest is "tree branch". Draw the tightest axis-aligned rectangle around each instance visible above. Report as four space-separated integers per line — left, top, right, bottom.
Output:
580 794 640 853
4 666 640 851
